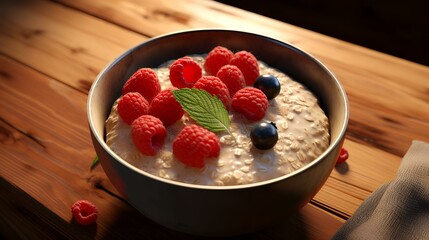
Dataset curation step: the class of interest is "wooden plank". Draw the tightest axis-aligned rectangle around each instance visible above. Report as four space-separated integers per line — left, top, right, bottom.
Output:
0 53 344 239
50 0 428 216
0 54 117 221
0 0 144 93
53 0 429 157
0 0 421 220
0 178 344 240
312 139 401 218
1 0 426 157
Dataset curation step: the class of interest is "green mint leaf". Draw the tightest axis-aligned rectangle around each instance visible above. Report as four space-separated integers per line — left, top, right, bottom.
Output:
90 155 99 171
172 88 230 133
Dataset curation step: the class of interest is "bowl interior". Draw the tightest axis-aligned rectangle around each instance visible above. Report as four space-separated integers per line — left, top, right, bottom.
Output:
88 29 348 188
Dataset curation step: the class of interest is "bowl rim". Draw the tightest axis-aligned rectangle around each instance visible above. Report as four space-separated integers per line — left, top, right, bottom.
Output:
87 28 349 190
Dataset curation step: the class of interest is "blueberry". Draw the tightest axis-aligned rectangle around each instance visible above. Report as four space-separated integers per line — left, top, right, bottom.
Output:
253 74 281 100
250 122 278 150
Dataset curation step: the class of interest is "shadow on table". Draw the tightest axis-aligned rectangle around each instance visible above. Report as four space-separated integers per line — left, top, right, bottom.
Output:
99 204 309 240
335 162 350 175
0 177 96 240
0 176 309 239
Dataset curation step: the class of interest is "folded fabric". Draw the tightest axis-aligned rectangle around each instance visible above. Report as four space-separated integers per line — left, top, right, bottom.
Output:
333 140 429 240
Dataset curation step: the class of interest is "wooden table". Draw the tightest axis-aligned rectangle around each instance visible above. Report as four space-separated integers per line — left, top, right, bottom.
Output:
1 0 428 239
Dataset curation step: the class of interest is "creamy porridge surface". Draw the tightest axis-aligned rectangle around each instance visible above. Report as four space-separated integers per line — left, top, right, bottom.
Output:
105 56 330 186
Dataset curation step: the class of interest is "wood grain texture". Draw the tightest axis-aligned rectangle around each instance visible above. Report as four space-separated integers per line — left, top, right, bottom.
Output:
0 1 426 217
1 177 344 240
53 0 429 157
51 0 429 216
1 0 428 238
0 54 119 222
0 0 144 93
0 49 343 239
312 140 402 218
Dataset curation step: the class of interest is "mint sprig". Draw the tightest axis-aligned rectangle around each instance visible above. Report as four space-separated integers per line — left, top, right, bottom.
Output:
173 88 230 133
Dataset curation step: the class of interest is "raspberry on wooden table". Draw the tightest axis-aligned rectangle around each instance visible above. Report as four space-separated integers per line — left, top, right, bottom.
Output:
230 51 260 85
193 76 231 110
122 68 161 103
71 200 98 225
232 87 268 121
173 124 220 168
169 56 202 88
203 46 234 76
336 148 349 164
131 115 167 156
216 64 246 97
148 88 184 126
117 92 149 125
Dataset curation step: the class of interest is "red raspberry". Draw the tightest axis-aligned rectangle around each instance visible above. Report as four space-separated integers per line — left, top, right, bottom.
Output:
230 51 260 85
216 64 246 97
148 88 184 126
131 115 167 156
117 92 149 125
193 76 231 110
71 200 98 225
122 68 161 103
173 124 220 168
232 87 268 121
204 46 234 75
169 56 202 88
336 147 349 165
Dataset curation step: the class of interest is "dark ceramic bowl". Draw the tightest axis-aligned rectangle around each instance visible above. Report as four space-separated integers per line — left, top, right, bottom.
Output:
87 29 348 237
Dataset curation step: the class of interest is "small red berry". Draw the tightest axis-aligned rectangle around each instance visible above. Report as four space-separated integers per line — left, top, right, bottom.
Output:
336 148 349 164
193 76 231 110
173 124 220 168
71 200 98 225
122 68 161 103
204 46 234 76
131 115 167 156
148 88 185 126
216 64 246 97
169 56 202 88
232 87 268 121
117 92 149 125
230 51 260 85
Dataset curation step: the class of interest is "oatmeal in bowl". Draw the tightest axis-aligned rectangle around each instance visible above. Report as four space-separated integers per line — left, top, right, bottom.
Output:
105 52 330 186
87 29 348 236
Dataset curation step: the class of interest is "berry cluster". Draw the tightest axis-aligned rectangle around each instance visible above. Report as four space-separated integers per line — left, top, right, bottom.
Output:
203 46 270 121
118 68 183 157
203 46 282 150
116 46 282 168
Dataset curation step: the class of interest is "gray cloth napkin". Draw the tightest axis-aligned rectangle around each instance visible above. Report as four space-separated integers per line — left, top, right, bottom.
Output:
333 140 429 240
